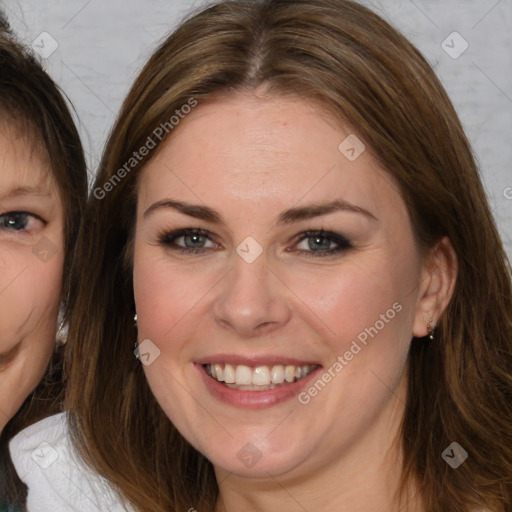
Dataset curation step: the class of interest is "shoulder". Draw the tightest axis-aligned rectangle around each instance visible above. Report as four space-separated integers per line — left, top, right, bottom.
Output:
9 413 135 512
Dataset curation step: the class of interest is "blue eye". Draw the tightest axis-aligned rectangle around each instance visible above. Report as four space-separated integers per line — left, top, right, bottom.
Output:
158 228 352 258
293 230 352 257
0 212 36 232
159 228 219 254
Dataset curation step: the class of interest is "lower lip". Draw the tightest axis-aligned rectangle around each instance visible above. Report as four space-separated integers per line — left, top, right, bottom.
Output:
195 364 322 409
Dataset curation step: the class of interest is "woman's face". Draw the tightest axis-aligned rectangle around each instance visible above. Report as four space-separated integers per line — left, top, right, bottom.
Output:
133 95 439 480
0 126 64 431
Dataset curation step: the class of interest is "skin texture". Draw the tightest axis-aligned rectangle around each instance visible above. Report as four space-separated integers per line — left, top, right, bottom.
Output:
0 126 64 432
133 94 457 511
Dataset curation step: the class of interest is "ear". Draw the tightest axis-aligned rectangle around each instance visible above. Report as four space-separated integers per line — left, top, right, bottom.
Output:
412 236 458 337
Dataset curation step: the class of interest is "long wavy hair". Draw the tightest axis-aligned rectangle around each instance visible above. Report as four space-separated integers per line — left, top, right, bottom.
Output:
65 1 512 511
0 12 87 508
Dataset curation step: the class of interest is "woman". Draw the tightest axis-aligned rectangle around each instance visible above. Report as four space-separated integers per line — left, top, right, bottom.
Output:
0 13 87 510
17 0 512 510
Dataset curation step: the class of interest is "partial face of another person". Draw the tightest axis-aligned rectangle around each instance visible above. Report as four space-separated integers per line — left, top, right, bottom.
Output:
0 124 64 431
133 94 444 480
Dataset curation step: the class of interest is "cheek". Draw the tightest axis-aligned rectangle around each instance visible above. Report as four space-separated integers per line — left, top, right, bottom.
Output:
289 255 412 344
0 251 62 425
0 252 63 350
287 257 417 422
133 246 219 348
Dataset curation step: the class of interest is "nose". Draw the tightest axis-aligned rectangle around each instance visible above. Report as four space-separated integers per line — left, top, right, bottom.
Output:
212 256 291 338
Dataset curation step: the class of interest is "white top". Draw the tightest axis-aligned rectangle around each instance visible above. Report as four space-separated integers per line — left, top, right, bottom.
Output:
9 413 135 512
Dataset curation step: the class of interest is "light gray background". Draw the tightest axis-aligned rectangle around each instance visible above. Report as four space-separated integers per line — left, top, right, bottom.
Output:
2 0 512 258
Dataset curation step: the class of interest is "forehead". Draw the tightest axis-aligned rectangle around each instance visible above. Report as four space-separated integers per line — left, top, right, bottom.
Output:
138 94 403 218
0 120 55 191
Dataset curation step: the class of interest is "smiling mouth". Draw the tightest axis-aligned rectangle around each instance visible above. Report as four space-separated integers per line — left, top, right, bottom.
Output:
204 363 319 391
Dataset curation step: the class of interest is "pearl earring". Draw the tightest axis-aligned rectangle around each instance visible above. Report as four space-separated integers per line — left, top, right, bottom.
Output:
426 317 435 340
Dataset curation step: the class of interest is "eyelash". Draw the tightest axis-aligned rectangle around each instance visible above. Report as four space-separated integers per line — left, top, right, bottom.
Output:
157 228 353 258
0 211 45 233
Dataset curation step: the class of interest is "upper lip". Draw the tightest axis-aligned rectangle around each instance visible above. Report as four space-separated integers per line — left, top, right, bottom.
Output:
194 354 321 367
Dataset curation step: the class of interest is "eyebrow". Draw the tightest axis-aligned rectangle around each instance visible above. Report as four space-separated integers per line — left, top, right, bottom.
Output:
0 186 53 199
143 198 377 224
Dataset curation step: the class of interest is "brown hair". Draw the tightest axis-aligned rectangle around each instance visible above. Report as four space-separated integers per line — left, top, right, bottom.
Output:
65 1 512 511
0 11 87 507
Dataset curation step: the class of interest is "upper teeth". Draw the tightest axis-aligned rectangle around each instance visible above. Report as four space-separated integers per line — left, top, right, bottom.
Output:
205 363 315 386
